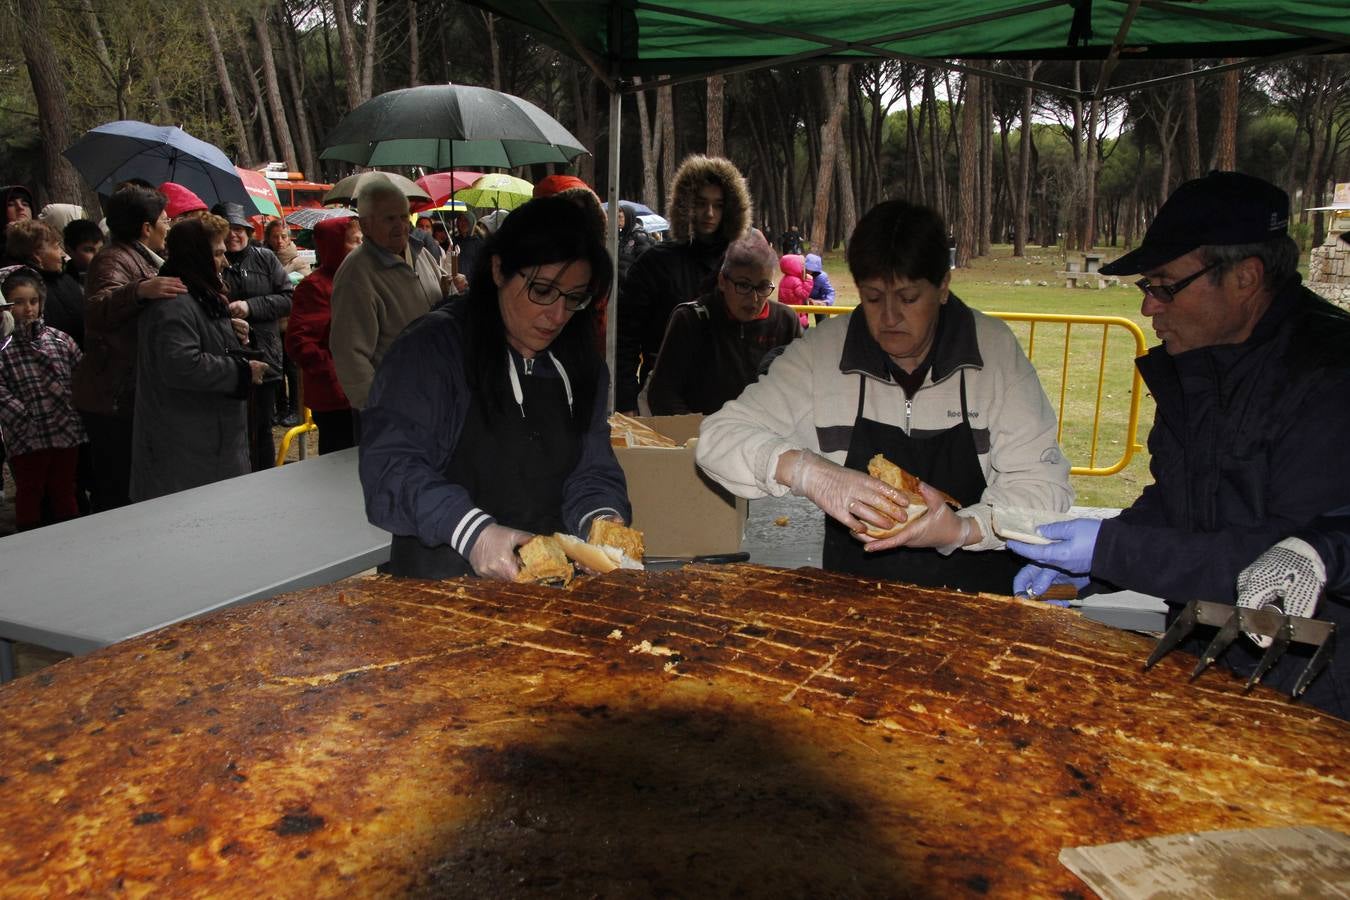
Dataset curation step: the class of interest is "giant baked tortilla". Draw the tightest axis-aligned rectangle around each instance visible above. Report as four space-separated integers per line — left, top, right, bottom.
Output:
1 565 1347 897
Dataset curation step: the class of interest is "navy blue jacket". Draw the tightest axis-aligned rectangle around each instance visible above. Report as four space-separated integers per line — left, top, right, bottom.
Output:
1091 277 1350 715
359 300 630 560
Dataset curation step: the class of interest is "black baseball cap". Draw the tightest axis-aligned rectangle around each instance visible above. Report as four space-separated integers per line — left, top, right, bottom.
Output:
1099 171 1290 276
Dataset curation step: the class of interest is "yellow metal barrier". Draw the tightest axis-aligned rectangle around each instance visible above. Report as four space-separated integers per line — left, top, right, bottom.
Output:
275 407 318 467
787 305 1147 476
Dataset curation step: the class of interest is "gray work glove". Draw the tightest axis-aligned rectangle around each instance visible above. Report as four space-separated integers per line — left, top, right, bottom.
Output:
468 523 533 581
1236 537 1326 647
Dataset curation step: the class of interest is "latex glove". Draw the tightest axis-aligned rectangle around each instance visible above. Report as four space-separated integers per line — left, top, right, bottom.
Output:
786 450 906 539
1014 564 1089 600
468 523 533 581
1236 537 1326 647
1006 518 1102 576
867 482 967 553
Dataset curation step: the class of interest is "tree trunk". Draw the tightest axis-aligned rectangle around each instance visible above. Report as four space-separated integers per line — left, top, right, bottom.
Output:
1014 62 1038 257
481 11 502 92
658 82 675 210
923 69 945 220
956 71 979 267
1182 61 1201 179
275 4 319 177
979 75 993 257
834 67 859 246
361 0 380 101
1083 93 1101 250
16 0 87 206
809 65 850 252
332 0 363 110
408 0 420 86
906 73 925 206
705 75 725 157
199 0 256 165
1215 62 1239 170
236 29 278 163
568 67 598 187
255 8 299 170
634 77 660 210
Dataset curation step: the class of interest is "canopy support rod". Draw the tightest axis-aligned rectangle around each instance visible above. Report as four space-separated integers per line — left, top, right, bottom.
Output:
536 0 618 93
1099 42 1346 97
1091 0 1143 104
604 3 622 414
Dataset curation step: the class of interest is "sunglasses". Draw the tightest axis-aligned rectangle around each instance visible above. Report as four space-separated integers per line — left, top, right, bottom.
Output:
1134 260 1220 303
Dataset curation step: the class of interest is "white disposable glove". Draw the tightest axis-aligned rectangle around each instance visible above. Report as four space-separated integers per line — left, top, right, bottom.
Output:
785 450 906 539
468 523 533 581
1236 537 1327 647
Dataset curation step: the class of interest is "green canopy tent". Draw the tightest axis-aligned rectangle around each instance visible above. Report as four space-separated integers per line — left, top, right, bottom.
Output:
461 0 1350 407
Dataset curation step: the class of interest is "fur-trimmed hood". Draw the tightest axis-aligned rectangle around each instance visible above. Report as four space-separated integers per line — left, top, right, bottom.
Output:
666 155 752 246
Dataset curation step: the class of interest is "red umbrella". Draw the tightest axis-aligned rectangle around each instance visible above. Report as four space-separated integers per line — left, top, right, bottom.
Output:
235 166 283 218
414 170 484 208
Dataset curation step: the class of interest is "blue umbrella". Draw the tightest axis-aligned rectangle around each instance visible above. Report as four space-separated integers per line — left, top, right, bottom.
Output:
601 200 657 217
63 120 256 211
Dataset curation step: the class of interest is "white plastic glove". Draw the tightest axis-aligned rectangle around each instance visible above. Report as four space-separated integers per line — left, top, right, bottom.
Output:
785 450 906 539
468 523 534 581
867 483 970 554
1236 537 1326 647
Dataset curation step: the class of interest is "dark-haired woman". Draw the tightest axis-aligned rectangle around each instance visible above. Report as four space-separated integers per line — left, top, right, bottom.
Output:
359 196 631 580
696 200 1072 593
129 216 268 501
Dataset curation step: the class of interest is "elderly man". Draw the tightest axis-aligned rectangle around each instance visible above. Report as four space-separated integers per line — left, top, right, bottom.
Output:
330 178 444 415
1010 171 1350 717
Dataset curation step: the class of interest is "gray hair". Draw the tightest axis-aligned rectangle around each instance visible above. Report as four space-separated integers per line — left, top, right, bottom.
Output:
1199 235 1300 293
356 181 408 218
721 228 777 274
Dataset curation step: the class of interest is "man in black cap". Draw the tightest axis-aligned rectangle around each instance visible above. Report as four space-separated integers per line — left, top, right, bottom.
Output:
1008 171 1350 717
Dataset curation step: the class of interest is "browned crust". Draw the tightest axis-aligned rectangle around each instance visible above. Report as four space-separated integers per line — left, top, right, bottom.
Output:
1 565 1346 896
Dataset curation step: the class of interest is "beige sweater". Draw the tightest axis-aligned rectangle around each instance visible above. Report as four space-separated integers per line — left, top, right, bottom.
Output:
329 240 443 408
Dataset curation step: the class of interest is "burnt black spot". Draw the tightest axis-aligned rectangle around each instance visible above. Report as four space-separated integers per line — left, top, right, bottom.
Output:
935 774 953 783
1065 763 1089 781
340 672 362 682
179 651 193 661
1011 736 1031 750
36 672 54 687
155 639 179 651
206 724 222 735
209 683 226 693
111 706 126 718
965 874 991 893
1024 683 1040 693
219 841 242 856
273 810 325 836
178 826 207 844
348 711 365 721
882 735 894 743
30 757 66 775
132 812 164 826
295 849 312 859
574 705 610 719
170 726 183 735
204 708 219 717
0 775 8 785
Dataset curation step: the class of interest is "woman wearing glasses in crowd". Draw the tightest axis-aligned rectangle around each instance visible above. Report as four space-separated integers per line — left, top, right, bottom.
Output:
358 196 632 581
695 200 1072 593
644 229 800 416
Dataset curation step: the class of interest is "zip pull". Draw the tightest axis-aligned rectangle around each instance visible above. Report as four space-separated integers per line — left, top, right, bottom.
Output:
905 398 912 434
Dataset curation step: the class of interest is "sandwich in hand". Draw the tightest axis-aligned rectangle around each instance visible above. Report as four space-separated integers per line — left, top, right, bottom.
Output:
864 454 961 538
555 519 646 574
514 535 575 586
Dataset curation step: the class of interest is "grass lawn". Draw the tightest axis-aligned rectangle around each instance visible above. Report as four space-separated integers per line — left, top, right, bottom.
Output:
815 245 1154 509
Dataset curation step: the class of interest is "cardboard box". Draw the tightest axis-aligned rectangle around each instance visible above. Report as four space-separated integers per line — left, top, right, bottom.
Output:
613 414 747 557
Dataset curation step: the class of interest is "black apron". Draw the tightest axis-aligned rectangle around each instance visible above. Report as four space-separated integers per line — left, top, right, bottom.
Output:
822 370 1023 593
386 353 580 579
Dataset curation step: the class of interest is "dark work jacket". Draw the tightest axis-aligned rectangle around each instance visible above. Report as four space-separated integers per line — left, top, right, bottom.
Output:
615 236 726 411
646 291 802 415
1091 277 1350 711
41 269 86 349
221 243 293 370
1299 508 1350 597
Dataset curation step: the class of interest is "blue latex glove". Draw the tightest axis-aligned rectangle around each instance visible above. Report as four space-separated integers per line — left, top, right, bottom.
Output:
1013 564 1089 600
1006 518 1102 575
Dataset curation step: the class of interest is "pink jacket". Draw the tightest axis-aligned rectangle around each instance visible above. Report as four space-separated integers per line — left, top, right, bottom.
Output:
778 254 813 328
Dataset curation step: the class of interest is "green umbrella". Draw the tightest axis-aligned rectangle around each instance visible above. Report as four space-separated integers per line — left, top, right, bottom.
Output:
320 84 587 170
455 174 534 211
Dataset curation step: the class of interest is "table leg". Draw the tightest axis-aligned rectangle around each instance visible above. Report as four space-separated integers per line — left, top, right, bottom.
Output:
0 638 15 682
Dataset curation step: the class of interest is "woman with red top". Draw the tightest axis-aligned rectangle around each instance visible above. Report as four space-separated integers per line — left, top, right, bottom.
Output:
285 217 361 453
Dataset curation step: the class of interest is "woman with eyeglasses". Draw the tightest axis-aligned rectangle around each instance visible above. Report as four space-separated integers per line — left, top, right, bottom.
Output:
644 229 801 416
358 196 632 580
695 200 1072 593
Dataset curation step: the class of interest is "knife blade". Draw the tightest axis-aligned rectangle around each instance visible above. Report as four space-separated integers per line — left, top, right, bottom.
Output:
643 551 751 565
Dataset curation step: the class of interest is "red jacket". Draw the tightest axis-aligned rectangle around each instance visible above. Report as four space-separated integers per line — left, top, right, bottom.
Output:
284 219 354 413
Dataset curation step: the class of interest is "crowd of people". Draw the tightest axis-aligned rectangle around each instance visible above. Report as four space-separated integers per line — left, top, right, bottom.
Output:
3 161 1347 715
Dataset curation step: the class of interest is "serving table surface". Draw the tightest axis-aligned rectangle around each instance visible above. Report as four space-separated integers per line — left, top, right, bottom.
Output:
2 565 1347 897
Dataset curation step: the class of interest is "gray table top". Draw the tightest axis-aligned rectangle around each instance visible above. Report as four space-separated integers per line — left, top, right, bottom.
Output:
0 449 391 655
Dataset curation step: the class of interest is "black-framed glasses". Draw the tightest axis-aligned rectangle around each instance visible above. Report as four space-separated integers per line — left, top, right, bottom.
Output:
727 278 775 298
1134 260 1220 303
525 278 593 311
